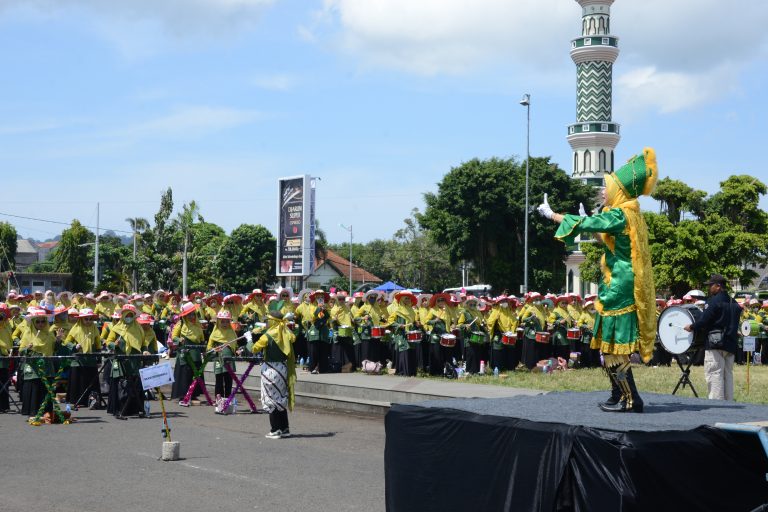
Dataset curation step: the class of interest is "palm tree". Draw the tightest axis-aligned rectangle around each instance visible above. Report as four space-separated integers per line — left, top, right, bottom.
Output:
176 201 203 297
126 217 150 292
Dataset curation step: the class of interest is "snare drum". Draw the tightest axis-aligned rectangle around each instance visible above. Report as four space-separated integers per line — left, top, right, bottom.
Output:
440 334 457 347
370 326 384 338
657 304 704 354
501 331 517 346
566 328 581 340
337 325 353 338
535 332 551 343
469 331 487 344
407 330 422 342
741 320 761 337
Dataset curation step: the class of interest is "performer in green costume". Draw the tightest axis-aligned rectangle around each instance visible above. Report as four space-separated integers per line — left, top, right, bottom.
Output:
538 148 658 412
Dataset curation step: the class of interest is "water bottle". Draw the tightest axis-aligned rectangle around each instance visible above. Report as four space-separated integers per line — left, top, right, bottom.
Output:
64 403 71 414
755 352 762 365
493 367 499 377
452 357 457 366
144 401 151 418
232 397 238 411
299 357 305 366
479 360 486 374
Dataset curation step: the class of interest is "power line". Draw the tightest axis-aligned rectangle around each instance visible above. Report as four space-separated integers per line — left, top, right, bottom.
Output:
0 211 132 235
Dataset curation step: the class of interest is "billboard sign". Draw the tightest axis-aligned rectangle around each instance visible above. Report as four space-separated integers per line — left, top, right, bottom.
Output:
276 175 315 276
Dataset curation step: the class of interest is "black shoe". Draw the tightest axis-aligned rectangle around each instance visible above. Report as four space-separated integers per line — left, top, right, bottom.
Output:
599 398 643 413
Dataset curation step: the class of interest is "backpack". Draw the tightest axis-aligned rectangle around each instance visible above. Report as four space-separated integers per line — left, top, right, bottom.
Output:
361 360 382 374
443 361 457 379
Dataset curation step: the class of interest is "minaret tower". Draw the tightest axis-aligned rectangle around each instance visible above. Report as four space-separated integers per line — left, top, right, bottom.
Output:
568 0 620 185
564 0 620 295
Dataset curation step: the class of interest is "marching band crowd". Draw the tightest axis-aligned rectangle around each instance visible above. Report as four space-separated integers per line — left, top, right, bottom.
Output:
1 285 767 432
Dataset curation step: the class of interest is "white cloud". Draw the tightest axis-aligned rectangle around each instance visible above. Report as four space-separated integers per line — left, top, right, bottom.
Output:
251 73 300 91
315 0 573 76
125 105 266 139
0 0 275 40
615 64 738 116
312 0 768 112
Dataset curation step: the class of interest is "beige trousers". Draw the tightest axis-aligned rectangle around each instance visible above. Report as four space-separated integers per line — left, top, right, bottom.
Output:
704 349 734 401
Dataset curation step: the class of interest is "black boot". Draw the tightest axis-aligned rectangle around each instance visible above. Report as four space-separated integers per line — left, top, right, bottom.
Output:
624 367 643 412
600 363 644 413
598 364 622 407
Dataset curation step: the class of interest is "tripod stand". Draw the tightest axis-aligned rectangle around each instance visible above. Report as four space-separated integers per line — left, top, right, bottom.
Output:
671 348 701 397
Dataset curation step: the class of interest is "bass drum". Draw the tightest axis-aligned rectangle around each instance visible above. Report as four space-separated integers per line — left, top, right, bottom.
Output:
657 304 705 354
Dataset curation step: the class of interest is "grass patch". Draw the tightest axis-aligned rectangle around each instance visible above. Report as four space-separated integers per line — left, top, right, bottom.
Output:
444 364 768 405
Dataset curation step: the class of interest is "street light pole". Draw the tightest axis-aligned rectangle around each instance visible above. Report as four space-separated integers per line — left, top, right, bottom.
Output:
340 224 353 293
520 94 531 294
94 202 100 291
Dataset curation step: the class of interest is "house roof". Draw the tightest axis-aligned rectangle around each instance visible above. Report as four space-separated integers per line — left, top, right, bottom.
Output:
16 239 37 254
36 241 59 249
315 249 382 283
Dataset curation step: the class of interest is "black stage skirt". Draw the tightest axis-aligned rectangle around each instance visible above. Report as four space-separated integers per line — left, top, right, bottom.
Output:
171 363 201 400
21 378 52 417
67 365 100 406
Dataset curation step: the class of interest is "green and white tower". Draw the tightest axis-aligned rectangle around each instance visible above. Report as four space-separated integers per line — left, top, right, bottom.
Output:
565 0 620 294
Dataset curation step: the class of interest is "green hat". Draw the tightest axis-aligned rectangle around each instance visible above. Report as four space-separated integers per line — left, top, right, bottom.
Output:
609 147 658 199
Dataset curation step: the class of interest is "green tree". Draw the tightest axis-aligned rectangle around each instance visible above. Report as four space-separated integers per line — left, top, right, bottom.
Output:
706 175 768 233
329 239 395 284
0 222 17 272
651 177 707 224
140 187 178 291
386 209 458 292
125 217 150 292
174 200 203 296
53 220 95 291
187 222 227 292
218 224 276 292
420 156 595 293
91 234 132 292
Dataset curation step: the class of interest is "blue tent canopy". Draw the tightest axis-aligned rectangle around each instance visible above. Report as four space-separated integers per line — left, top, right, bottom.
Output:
373 281 405 292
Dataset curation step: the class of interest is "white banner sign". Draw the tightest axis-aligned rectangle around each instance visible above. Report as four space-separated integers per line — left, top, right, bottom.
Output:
139 363 175 391
743 337 756 353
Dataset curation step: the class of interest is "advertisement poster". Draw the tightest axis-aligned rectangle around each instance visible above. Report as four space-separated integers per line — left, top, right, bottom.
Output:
276 175 314 276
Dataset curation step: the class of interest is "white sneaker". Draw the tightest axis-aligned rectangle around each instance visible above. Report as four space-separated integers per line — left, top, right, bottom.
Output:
265 430 282 439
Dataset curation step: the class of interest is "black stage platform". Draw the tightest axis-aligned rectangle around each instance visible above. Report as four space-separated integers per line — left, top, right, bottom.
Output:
385 392 768 511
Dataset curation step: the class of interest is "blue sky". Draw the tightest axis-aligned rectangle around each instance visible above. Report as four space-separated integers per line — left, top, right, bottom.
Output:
1 0 766 245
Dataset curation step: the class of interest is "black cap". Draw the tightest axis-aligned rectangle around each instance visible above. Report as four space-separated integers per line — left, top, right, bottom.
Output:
703 274 727 286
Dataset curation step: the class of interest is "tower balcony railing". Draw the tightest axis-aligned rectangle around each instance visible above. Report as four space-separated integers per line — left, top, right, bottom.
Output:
568 122 619 136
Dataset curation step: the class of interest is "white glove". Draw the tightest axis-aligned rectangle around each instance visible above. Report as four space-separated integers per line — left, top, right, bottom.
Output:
579 202 587 217
244 331 253 343
537 193 554 220
284 313 295 321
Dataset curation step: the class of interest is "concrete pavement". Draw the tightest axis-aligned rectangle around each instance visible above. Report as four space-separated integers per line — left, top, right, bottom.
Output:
0 392 385 512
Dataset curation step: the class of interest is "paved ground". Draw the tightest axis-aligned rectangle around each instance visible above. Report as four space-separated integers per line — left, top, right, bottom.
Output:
0 388 385 512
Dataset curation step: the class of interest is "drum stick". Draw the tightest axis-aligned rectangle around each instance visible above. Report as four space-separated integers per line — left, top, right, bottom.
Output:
667 323 689 330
